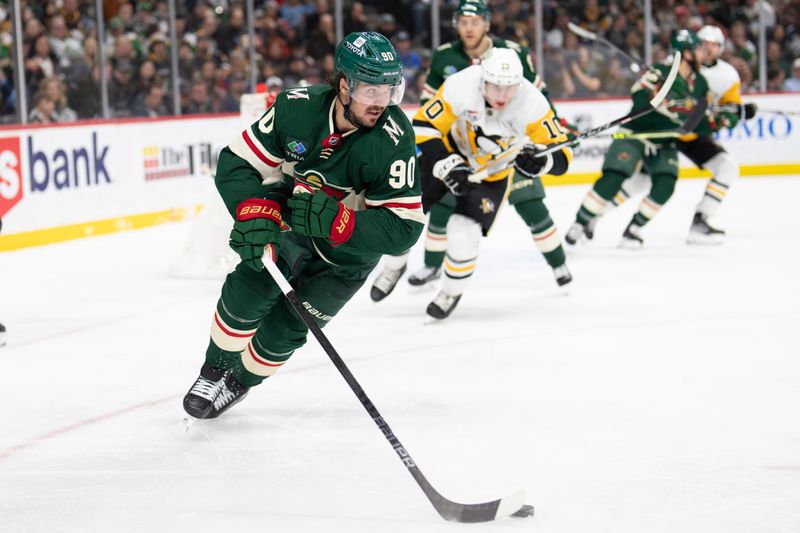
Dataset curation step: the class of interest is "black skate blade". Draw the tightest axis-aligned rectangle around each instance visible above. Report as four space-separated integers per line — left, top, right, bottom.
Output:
511 504 535 518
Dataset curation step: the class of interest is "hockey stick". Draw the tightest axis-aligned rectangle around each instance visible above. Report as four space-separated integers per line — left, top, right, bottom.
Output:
599 95 710 140
715 104 800 117
470 51 682 182
261 255 534 523
568 22 643 72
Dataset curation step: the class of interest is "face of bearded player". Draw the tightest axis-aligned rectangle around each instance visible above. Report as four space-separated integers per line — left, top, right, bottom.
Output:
339 77 405 128
456 15 489 51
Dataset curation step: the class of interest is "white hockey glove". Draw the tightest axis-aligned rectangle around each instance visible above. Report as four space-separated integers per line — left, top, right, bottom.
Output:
432 154 474 196
513 144 554 178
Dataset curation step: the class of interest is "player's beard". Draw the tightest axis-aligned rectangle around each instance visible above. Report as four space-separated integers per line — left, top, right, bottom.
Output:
348 103 385 129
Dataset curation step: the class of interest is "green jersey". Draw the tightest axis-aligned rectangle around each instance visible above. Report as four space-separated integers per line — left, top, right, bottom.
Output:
216 85 424 268
421 37 545 104
626 62 713 144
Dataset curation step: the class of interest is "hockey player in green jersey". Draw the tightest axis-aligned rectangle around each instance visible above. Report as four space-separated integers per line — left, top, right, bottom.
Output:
564 30 720 248
371 0 568 301
183 32 424 420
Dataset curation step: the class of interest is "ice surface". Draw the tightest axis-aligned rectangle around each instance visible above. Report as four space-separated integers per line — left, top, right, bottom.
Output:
2 177 799 532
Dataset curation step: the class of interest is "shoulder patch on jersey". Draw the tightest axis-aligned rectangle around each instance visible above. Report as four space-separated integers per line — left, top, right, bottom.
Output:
436 42 453 51
286 87 310 100
382 115 406 146
503 39 522 52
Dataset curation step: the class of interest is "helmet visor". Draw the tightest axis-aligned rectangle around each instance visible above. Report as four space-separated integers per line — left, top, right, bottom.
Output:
348 78 405 107
483 81 518 101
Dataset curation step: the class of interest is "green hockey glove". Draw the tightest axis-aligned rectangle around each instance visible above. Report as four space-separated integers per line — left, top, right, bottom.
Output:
229 198 285 271
287 192 355 245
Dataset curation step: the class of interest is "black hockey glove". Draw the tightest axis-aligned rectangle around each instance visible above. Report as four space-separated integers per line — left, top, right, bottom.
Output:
743 102 757 120
229 198 286 271
432 154 474 196
514 144 553 179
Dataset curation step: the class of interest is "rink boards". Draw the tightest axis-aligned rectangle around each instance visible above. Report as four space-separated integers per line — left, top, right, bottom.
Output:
1 93 798 250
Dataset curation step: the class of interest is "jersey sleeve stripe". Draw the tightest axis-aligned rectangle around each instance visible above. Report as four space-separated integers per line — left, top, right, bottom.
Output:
365 196 422 207
242 128 282 167
228 130 283 175
380 205 426 224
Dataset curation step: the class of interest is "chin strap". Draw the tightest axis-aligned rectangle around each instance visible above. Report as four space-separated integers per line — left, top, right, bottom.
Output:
338 93 362 129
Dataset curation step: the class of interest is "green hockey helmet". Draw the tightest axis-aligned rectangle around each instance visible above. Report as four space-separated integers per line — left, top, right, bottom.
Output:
334 32 405 106
453 0 491 22
671 29 701 53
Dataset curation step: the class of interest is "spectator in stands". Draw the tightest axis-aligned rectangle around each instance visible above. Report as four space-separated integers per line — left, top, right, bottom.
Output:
393 32 421 84
136 60 160 94
305 0 331 36
47 15 83 70
785 58 800 92
148 34 171 80
730 21 757 71
132 84 168 117
186 1 212 34
767 65 786 91
69 62 104 118
185 79 212 114
306 13 336 61
578 0 610 34
606 14 629 51
344 1 368 35
567 46 602 97
109 59 138 117
25 34 59 97
767 41 792 78
59 0 88 32
216 4 246 55
280 0 310 34
28 91 56 123
602 56 633 96
39 77 77 122
377 13 401 42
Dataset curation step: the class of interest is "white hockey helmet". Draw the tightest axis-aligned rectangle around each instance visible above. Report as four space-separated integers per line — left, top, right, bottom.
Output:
698 25 725 47
481 48 524 87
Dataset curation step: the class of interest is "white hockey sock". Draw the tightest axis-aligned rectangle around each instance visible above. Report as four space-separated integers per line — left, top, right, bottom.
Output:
441 214 481 296
383 252 409 271
696 152 738 218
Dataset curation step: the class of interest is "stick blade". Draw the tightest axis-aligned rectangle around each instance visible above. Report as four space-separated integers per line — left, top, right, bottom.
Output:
567 21 596 40
649 51 681 109
433 490 529 523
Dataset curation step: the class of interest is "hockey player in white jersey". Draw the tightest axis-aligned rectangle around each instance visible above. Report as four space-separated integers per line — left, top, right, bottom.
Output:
395 48 573 319
607 25 753 244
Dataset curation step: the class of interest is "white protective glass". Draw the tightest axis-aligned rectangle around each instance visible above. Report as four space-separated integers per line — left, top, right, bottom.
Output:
348 78 406 107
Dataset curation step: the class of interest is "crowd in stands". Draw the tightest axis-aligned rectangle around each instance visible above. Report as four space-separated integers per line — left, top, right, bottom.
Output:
0 0 799 125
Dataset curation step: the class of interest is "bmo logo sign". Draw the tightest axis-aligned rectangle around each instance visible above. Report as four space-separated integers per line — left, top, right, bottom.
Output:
0 136 22 218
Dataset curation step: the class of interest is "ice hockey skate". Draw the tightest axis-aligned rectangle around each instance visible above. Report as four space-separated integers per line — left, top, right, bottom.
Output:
408 265 441 287
552 264 573 286
426 291 462 320
207 373 250 418
619 222 644 249
370 265 406 302
565 220 593 245
183 363 229 419
687 212 725 245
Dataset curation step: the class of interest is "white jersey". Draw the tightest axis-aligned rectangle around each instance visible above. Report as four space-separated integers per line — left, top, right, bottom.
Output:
414 65 571 181
700 59 742 107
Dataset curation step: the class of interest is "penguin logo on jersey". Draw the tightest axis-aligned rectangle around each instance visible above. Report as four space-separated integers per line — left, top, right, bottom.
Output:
481 198 496 214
